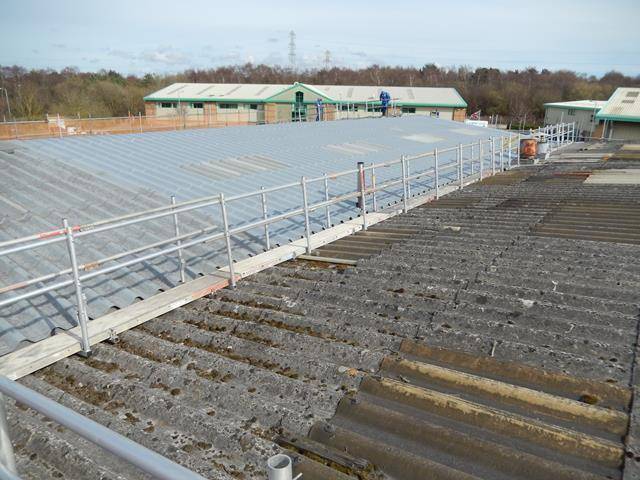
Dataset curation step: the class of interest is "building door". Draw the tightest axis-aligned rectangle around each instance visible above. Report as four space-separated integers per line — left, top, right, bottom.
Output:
292 91 307 121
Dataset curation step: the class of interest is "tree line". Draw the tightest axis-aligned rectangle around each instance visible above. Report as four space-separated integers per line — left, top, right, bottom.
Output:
1 64 638 126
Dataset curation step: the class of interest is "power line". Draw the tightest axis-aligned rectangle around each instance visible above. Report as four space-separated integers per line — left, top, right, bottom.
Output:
288 30 296 69
323 50 331 70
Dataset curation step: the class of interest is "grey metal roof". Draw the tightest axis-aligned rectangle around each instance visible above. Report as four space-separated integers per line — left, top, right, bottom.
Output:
0 116 502 356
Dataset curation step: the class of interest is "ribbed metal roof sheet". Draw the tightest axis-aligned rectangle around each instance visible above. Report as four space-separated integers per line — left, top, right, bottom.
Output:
544 100 607 110
0 116 502 356
145 82 467 107
597 87 640 122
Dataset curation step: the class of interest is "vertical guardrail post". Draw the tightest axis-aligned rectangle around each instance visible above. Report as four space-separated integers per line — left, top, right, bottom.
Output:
323 173 331 227
479 140 484 180
400 155 409 213
470 143 475 174
219 193 236 288
516 133 521 166
500 136 504 171
434 148 440 199
491 137 496 175
406 158 412 198
170 196 186 283
57 113 63 138
458 143 464 189
0 394 16 476
358 163 368 230
301 177 312 254
63 218 91 356
370 164 378 212
260 187 270 250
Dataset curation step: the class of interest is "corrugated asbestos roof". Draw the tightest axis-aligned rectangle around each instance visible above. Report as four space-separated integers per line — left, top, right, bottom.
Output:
8 150 640 480
597 87 640 122
544 100 607 110
144 82 468 107
0 116 500 356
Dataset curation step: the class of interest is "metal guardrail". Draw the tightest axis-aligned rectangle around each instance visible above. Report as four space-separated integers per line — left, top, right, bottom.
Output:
518 122 577 154
0 123 576 355
0 123 577 478
0 132 535 355
0 376 206 480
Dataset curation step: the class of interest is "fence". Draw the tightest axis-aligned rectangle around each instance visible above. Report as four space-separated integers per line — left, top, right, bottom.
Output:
526 122 577 152
0 111 261 141
0 376 206 480
1 103 451 141
0 123 577 478
0 132 529 355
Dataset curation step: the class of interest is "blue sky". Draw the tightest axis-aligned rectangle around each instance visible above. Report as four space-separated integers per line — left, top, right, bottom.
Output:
1 0 638 76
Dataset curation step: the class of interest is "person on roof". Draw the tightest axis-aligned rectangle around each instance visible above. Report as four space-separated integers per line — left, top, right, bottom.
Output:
315 98 324 121
379 90 391 117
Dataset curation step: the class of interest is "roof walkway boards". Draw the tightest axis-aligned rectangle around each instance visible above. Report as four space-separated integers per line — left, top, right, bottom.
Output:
0 115 515 357
3 145 640 479
0 176 472 382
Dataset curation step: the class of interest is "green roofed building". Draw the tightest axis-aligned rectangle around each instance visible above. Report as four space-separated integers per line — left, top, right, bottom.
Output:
596 87 640 141
143 81 468 124
543 100 606 139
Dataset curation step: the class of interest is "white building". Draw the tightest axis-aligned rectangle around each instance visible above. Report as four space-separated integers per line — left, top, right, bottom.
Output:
144 82 468 124
543 100 606 138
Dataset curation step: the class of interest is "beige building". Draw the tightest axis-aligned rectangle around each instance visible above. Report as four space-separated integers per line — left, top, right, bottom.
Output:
596 87 640 140
543 100 606 138
143 82 467 125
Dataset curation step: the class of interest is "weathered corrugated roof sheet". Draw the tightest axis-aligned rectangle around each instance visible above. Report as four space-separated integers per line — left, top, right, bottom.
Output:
0 116 500 355
8 150 640 480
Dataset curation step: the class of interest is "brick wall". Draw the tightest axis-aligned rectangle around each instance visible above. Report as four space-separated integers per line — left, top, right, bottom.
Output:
144 102 157 116
453 108 467 122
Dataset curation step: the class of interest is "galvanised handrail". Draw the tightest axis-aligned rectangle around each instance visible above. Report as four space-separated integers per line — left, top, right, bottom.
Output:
0 376 207 480
0 127 575 357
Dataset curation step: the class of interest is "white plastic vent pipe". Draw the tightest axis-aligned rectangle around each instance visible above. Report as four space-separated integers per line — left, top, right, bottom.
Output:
267 454 302 480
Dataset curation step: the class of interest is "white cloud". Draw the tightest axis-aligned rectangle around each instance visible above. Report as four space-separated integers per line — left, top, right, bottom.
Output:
141 47 188 65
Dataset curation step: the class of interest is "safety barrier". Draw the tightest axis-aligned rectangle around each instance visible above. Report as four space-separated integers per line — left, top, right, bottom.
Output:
0 132 530 356
0 376 206 480
0 123 577 478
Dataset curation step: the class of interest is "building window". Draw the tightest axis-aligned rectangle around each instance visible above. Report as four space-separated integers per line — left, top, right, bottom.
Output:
295 91 304 104
191 102 204 109
430 111 440 118
567 109 576 116
366 105 382 112
402 107 416 114
160 102 176 108
626 91 639 98
341 104 359 111
250 104 258 110
218 103 238 109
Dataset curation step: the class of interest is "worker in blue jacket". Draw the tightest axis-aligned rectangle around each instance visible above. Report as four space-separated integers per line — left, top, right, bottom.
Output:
379 90 391 116
315 98 324 121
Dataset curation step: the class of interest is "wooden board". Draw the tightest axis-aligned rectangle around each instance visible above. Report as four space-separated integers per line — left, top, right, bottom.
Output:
0 171 489 380
0 274 229 380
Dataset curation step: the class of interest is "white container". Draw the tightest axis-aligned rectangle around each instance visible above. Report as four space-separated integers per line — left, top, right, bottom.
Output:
267 454 293 480
537 141 549 155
